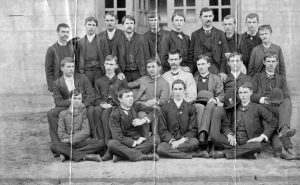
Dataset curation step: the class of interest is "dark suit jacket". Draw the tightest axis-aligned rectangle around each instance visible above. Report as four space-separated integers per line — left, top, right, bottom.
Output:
109 103 155 147
224 72 251 94
251 71 290 103
98 29 124 55
189 27 228 73
221 102 277 139
161 30 191 70
159 100 198 143
194 72 225 102
45 42 74 92
52 74 95 107
112 32 146 76
76 35 109 74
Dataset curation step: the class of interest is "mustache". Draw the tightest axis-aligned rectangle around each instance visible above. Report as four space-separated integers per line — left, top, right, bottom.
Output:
206 20 212 23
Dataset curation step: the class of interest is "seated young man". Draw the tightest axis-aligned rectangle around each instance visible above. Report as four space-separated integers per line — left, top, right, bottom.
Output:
47 57 97 146
251 52 297 159
211 82 277 159
157 79 202 159
193 55 225 157
50 89 105 162
107 88 159 162
93 55 128 160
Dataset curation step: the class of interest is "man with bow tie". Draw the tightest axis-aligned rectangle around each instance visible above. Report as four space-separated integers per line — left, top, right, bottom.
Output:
251 52 297 160
189 7 228 75
107 88 159 162
161 12 191 73
238 13 262 71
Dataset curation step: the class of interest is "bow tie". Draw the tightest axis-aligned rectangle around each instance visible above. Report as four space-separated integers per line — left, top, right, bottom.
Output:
267 74 275 79
171 72 179 76
204 30 211 36
199 74 209 80
246 33 255 39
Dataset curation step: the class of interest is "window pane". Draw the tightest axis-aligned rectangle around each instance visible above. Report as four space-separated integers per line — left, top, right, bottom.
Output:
174 0 183 7
117 0 126 8
222 0 230 5
212 9 219 21
139 0 142 9
105 0 114 8
186 0 195 6
209 0 218 6
222 8 231 20
186 9 196 22
117 11 126 21
144 0 147 9
174 9 184 15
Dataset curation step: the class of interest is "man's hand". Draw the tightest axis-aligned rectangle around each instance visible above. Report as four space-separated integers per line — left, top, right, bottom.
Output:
227 134 236 146
100 103 113 109
207 98 217 104
78 102 86 109
117 73 125 80
171 140 180 149
178 137 188 145
136 137 146 145
181 66 191 73
247 135 265 143
225 52 231 59
219 73 227 82
144 99 157 107
61 139 70 143
132 118 147 127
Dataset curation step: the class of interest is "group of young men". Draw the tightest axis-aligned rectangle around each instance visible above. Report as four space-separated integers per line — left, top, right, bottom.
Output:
45 7 298 163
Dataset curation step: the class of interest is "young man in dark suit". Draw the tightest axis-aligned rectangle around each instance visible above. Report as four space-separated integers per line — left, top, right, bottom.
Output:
45 23 75 93
107 88 159 162
47 57 97 144
189 7 228 75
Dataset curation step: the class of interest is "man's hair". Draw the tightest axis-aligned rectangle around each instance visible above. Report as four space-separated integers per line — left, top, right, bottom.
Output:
168 50 182 58
172 79 186 90
69 88 82 98
223 15 236 24
197 54 210 64
105 55 118 63
117 88 133 99
147 10 161 20
56 23 69 32
258 24 272 34
122 15 135 24
61 57 74 67
238 81 253 91
228 52 242 61
171 11 185 21
146 58 161 66
105 11 118 19
85 16 98 26
246 13 259 22
263 51 279 61
200 7 213 17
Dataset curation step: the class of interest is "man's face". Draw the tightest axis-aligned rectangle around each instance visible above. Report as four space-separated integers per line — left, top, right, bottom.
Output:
172 15 185 31
200 11 214 27
85 21 97 36
246 17 258 32
197 59 210 74
119 91 134 108
71 94 83 108
259 29 272 44
61 62 74 77
57 27 70 42
238 87 252 104
123 18 135 34
223 18 235 34
228 55 242 72
105 14 117 31
104 60 118 74
148 17 159 30
172 83 185 99
263 56 278 73
168 53 181 70
147 62 161 77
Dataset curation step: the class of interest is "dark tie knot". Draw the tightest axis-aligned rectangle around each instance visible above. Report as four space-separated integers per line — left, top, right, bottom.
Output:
171 72 179 76
199 74 209 80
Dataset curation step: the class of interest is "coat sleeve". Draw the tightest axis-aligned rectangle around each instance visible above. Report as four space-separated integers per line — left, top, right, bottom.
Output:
137 37 146 76
258 105 277 138
157 80 170 106
183 105 198 139
281 77 290 99
82 75 95 107
53 81 71 107
158 104 175 143
185 73 197 103
188 32 195 63
142 33 151 61
45 47 55 92
214 75 225 103
248 48 256 77
72 108 91 145
160 33 171 69
128 78 141 89
94 80 104 106
250 73 262 103
278 47 286 77
221 111 234 137
219 32 229 68
57 111 70 140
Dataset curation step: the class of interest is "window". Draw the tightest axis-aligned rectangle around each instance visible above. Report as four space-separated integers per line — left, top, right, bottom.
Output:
138 0 148 26
208 0 231 22
173 0 196 22
105 0 127 21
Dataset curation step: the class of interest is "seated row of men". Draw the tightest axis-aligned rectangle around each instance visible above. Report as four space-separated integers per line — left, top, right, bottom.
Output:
48 50 298 162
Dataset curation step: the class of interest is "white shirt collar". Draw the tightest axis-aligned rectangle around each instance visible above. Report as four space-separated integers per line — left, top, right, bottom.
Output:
57 40 67 46
87 34 96 42
120 105 131 111
107 29 116 39
263 42 271 49
266 71 275 77
247 31 257 36
200 72 209 77
231 71 241 79
203 26 212 31
174 99 184 108
242 100 250 107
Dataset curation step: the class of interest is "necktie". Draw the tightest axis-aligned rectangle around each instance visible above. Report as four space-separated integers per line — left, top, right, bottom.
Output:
171 72 179 76
204 30 210 36
199 74 209 81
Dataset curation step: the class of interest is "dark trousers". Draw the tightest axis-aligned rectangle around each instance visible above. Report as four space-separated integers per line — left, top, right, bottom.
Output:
194 103 215 136
124 70 141 82
50 139 104 162
157 138 199 159
94 106 113 145
85 69 103 87
107 136 157 162
47 106 97 143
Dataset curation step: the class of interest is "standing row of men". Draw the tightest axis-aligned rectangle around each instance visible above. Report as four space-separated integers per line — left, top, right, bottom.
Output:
45 7 298 162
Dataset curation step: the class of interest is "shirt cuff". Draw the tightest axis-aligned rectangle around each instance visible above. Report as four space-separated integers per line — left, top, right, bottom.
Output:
144 117 150 123
259 97 266 104
261 134 268 142
169 138 175 144
132 140 137 147
227 133 234 138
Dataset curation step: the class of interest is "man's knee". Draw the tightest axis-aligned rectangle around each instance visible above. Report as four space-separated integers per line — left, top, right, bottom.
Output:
107 139 120 150
194 103 205 112
157 142 169 155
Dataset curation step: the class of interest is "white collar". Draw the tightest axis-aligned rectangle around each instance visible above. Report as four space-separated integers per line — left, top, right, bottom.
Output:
231 71 241 79
263 42 271 49
203 26 212 31
226 32 234 38
58 40 67 46
87 34 96 42
266 71 275 77
247 31 257 36
242 100 250 107
64 75 74 80
174 99 183 108
120 105 131 111
200 72 209 77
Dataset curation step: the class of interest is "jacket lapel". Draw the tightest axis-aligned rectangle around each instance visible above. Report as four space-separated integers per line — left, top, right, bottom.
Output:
59 77 70 98
208 73 214 92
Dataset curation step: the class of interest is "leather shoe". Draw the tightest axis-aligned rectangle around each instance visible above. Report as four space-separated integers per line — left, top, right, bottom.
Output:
113 155 122 163
212 151 225 159
280 147 297 160
140 153 159 161
84 154 101 162
279 126 296 138
101 149 113 161
199 132 207 146
60 155 66 162
193 150 209 158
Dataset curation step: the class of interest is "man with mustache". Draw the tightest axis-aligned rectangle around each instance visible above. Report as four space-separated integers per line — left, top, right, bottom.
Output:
45 23 75 93
77 16 109 86
112 15 145 82
189 7 228 77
